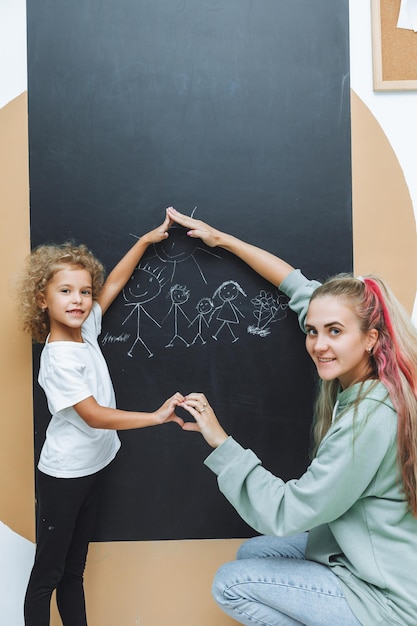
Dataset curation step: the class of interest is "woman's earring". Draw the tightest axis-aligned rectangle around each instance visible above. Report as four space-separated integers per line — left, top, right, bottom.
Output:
367 347 373 354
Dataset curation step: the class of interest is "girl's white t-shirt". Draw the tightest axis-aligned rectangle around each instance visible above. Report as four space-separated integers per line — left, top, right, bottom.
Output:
37 302 121 478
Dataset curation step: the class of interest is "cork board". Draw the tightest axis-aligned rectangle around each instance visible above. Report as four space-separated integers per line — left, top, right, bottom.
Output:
371 0 417 90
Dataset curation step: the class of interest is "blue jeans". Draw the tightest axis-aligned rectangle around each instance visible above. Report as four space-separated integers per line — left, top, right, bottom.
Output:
212 534 362 626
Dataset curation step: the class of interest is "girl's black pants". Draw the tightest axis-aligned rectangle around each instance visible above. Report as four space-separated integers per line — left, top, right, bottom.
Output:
24 467 104 626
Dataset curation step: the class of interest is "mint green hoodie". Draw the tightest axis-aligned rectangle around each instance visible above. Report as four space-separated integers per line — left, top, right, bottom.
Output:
205 270 417 625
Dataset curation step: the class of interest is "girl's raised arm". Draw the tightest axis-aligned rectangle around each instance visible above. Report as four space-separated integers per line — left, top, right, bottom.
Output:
97 213 172 314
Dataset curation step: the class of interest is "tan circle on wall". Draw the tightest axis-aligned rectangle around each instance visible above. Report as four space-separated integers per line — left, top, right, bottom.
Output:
2 89 417 626
351 90 417 314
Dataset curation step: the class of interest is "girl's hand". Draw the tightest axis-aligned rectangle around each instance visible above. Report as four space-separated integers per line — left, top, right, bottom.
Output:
154 392 185 427
179 393 228 448
97 209 175 314
166 207 222 248
141 211 173 245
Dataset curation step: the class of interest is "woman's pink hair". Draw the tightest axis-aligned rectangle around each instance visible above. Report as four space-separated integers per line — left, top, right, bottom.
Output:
363 278 417 512
311 273 417 515
364 278 415 391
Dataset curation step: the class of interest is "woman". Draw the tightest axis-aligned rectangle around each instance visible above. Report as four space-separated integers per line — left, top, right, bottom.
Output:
166 207 417 626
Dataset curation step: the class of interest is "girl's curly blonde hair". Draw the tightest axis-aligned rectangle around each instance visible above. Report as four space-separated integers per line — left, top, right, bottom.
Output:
17 242 106 343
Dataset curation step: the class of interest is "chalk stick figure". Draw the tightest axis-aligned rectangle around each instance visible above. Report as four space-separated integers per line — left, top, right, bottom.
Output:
122 264 165 358
163 284 192 347
211 280 246 343
188 297 214 346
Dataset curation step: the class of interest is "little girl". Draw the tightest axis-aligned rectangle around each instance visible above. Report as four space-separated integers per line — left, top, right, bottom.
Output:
18 213 184 626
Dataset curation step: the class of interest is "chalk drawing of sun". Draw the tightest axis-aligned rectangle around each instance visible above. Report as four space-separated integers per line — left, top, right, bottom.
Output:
147 208 222 283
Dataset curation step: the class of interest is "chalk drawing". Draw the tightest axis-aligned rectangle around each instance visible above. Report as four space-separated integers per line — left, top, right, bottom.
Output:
162 284 192 348
188 297 214 346
211 280 247 343
121 263 166 358
108 215 290 358
145 209 221 283
247 290 288 337
149 227 221 283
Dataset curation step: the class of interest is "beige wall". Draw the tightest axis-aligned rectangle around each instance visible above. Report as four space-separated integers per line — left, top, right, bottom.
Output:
351 91 417 310
0 93 34 542
1 87 416 625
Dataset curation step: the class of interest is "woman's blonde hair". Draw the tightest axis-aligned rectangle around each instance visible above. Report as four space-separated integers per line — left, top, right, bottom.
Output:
17 242 105 343
310 274 417 515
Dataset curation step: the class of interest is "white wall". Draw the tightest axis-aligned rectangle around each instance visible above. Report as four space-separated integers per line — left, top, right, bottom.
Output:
0 523 34 624
0 3 34 624
1 1 417 624
0 0 27 108
349 0 417 318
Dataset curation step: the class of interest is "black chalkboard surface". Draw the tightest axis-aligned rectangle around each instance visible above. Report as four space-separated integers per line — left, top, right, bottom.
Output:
27 0 352 540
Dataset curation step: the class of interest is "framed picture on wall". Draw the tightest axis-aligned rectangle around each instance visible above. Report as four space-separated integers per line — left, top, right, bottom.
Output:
371 0 417 91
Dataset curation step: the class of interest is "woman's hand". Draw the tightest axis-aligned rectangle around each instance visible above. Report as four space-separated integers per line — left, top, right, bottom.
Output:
180 393 229 448
154 392 185 427
166 207 223 248
166 207 294 287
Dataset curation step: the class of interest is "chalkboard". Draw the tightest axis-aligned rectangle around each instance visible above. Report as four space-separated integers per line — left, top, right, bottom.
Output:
27 0 352 541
